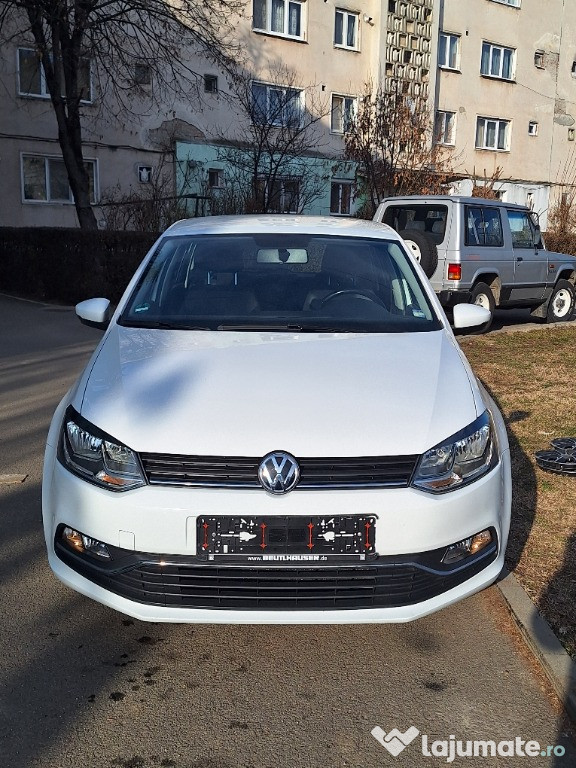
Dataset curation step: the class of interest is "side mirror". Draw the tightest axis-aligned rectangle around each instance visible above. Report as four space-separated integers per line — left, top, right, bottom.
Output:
75 298 111 330
452 303 491 330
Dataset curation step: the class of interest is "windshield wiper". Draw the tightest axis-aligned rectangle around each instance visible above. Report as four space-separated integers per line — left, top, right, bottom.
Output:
120 319 212 330
217 323 305 331
217 323 357 332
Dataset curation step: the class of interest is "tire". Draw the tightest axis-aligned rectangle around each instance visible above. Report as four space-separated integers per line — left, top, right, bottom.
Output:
398 230 438 278
469 282 495 333
546 279 575 323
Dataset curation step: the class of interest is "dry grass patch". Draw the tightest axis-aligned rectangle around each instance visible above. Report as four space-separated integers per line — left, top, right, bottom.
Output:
459 328 576 656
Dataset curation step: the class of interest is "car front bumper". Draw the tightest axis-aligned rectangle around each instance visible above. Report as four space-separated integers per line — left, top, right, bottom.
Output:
43 437 511 623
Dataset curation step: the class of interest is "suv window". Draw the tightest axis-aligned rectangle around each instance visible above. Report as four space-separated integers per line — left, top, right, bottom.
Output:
464 206 503 247
506 209 540 248
382 205 448 245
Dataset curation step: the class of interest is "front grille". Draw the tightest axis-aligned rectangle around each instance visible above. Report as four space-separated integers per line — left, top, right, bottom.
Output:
56 543 497 611
139 453 419 489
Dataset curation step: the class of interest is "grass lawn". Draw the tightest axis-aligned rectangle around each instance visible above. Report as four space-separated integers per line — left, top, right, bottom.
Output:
459 326 576 657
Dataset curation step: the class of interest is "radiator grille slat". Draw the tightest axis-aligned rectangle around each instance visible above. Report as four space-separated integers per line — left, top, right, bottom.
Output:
139 453 418 489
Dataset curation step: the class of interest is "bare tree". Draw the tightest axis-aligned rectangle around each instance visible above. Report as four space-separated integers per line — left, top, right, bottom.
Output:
546 153 576 234
0 0 244 228
469 166 504 200
345 82 458 217
212 65 335 214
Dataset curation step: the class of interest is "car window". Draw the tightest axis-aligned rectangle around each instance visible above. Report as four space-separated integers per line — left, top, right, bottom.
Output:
383 205 448 245
119 234 442 333
507 209 538 249
464 206 503 247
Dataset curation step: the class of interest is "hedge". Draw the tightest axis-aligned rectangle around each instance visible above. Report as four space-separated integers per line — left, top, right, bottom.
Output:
0 228 158 305
544 232 576 258
2 226 576 307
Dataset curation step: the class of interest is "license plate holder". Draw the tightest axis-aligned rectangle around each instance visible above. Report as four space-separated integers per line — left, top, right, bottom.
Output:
197 515 377 562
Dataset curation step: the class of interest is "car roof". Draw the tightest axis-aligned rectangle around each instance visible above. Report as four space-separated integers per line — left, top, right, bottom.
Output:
379 195 531 211
162 215 400 240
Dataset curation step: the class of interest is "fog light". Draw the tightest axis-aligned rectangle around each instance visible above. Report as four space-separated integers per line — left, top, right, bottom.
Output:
63 527 84 552
62 527 111 559
469 529 493 554
442 529 493 564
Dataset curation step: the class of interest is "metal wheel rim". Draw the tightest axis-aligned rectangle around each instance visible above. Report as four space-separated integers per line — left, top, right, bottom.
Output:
404 240 422 263
551 288 572 318
474 293 491 311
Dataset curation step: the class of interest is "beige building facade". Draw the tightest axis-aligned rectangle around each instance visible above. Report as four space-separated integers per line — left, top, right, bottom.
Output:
436 0 576 227
1 0 575 228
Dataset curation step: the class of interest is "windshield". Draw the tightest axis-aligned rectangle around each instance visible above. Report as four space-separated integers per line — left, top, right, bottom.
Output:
119 233 441 333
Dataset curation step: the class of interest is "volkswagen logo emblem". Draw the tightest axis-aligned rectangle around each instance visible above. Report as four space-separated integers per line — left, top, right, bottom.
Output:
258 451 300 494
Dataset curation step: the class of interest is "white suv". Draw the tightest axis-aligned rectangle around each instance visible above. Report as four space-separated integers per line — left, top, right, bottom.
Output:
43 216 511 623
374 195 576 330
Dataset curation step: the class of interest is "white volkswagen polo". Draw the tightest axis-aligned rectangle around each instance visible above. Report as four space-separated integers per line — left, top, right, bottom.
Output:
42 216 511 623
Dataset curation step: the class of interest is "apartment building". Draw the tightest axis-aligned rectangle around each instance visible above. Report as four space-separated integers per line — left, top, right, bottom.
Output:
434 0 576 226
0 0 575 228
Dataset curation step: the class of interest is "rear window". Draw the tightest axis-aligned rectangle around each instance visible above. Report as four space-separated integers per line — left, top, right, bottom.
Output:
464 206 503 247
119 233 442 334
383 205 448 245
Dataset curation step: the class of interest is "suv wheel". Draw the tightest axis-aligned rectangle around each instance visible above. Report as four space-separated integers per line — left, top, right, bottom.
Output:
398 230 438 278
470 282 495 333
547 279 575 323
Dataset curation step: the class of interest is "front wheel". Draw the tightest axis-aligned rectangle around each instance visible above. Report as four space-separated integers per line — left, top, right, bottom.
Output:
547 280 575 323
469 282 495 333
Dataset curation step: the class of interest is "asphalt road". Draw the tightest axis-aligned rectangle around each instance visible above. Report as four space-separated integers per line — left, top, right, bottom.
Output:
0 293 575 768
490 306 576 333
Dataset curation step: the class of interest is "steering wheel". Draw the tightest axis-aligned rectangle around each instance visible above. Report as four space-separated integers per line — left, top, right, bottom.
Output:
319 289 385 308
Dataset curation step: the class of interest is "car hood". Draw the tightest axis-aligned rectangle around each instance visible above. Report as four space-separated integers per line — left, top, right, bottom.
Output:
75 326 482 457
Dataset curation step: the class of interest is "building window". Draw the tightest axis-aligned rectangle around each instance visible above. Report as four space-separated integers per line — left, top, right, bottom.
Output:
489 0 520 6
330 181 352 215
475 117 510 151
134 63 151 85
534 50 545 69
438 33 459 70
18 48 92 102
334 9 359 50
528 121 538 136
331 95 356 134
208 169 223 188
481 42 515 80
434 111 456 145
571 61 576 78
21 155 97 203
253 0 304 39
260 177 300 213
251 81 303 126
204 74 218 93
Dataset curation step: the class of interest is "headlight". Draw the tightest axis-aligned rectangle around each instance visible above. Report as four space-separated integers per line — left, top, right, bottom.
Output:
59 408 145 492
412 411 496 493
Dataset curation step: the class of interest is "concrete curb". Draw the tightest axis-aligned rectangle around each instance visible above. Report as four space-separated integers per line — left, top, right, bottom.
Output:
498 570 576 721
